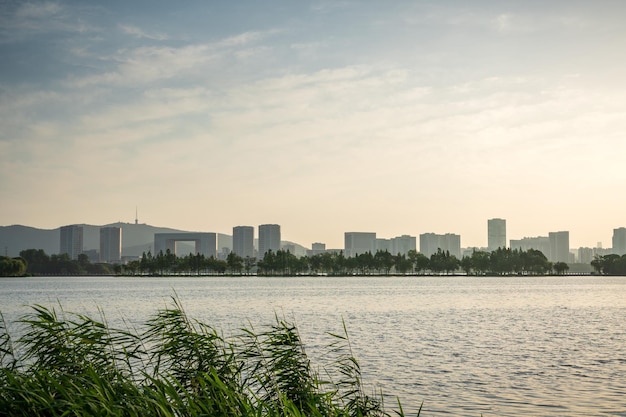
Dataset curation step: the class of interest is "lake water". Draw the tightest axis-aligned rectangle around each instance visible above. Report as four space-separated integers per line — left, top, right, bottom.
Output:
1 275 625 416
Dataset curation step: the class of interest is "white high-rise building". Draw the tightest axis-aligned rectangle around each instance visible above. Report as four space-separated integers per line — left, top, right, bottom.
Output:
487 218 506 251
612 227 626 255
60 225 83 260
344 232 376 257
233 226 254 258
419 233 461 259
99 227 121 263
549 231 570 263
258 224 281 257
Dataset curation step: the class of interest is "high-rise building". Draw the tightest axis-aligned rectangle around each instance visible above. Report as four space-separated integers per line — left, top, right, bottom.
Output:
510 236 550 259
549 231 570 263
578 247 593 264
233 226 254 258
60 225 83 260
344 232 376 257
612 227 626 255
99 227 122 263
419 233 461 259
258 224 281 257
390 235 417 256
487 218 506 251
375 238 391 252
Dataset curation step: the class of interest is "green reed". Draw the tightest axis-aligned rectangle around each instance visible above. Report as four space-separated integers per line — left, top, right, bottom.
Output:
0 298 416 417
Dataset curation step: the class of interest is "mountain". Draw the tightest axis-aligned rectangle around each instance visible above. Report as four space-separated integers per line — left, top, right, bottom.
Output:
0 223 307 258
0 225 59 257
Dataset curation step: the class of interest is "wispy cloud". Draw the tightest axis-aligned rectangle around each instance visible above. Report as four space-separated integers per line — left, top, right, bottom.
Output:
0 1 96 41
119 24 169 41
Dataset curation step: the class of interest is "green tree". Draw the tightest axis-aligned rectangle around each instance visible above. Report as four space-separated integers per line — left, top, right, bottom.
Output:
470 250 491 275
408 250 429 274
430 249 459 275
460 256 473 275
394 254 413 274
226 252 244 274
374 250 394 275
0 256 27 277
19 249 50 275
553 261 569 275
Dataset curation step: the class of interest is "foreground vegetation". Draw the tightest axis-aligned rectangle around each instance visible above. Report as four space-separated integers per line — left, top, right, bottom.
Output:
0 299 414 417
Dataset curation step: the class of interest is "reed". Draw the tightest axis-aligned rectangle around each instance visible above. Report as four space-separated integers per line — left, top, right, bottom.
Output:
0 298 415 417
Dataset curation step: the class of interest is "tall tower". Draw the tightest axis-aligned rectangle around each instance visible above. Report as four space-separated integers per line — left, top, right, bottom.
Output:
488 218 506 251
59 225 83 260
233 226 255 258
612 227 626 255
549 231 570 263
100 227 122 263
258 224 281 258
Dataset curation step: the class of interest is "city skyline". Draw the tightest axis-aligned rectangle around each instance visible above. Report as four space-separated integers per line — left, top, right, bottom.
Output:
5 217 626 255
2 2 626 250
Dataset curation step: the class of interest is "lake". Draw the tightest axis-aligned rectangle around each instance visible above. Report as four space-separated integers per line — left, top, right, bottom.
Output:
1 275 625 416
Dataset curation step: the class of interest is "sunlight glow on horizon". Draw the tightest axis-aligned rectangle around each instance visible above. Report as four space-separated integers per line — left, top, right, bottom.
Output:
1 1 625 250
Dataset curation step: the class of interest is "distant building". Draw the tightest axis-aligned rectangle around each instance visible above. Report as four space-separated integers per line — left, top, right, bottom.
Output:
258 224 281 257
60 225 83 260
510 236 550 259
100 227 122 263
374 235 416 256
578 247 594 264
549 231 570 263
154 232 216 258
390 235 416 256
375 238 392 252
344 232 376 257
487 218 506 251
233 226 254 259
612 227 626 256
307 242 326 257
419 233 461 259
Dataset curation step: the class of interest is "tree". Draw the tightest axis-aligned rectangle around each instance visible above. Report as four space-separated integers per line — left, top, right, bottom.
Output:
394 254 413 274
408 250 429 274
460 256 473 275
243 256 256 275
430 249 459 275
0 256 27 277
553 261 569 275
19 249 50 274
227 252 244 274
374 250 394 275
470 250 491 275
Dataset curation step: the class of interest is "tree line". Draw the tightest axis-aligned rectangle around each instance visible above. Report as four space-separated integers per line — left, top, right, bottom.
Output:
119 247 570 276
13 249 118 276
10 247 626 277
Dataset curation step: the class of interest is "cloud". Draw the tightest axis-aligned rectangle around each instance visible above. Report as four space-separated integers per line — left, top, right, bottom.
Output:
63 28 279 89
0 1 97 41
119 24 169 41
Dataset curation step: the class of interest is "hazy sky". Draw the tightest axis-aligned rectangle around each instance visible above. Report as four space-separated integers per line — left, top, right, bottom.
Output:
2 1 626 249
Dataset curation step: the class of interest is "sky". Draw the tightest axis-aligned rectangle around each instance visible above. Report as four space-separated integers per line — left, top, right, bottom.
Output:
2 0 626 250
